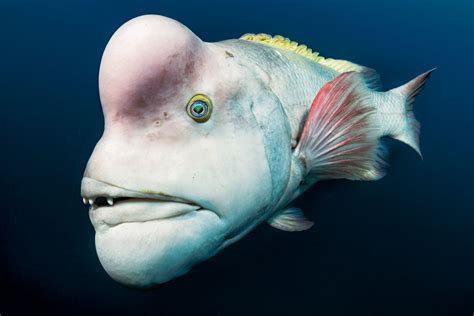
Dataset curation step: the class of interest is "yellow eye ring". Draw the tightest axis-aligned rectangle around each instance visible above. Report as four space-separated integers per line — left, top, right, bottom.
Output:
186 94 213 123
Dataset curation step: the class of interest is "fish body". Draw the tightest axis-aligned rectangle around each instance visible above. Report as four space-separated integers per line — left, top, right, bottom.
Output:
81 15 433 287
214 37 428 227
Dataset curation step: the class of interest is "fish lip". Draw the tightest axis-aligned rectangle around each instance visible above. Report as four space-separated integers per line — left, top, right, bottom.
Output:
81 177 212 226
90 203 201 227
81 177 196 204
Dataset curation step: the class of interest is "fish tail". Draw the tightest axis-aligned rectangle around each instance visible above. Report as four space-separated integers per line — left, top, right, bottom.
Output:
295 69 434 183
382 69 435 158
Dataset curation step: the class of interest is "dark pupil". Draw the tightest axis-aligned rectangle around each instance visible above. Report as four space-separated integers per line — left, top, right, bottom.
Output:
193 102 205 114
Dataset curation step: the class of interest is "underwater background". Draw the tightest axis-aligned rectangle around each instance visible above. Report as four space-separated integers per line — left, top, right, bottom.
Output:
1 0 473 315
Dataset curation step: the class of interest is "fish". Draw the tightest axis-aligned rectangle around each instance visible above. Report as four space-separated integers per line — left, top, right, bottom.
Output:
80 14 434 288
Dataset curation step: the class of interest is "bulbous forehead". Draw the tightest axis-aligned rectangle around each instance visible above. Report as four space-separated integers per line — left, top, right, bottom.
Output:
98 15 208 116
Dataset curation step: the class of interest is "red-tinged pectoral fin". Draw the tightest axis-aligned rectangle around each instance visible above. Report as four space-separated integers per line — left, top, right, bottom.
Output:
295 71 386 181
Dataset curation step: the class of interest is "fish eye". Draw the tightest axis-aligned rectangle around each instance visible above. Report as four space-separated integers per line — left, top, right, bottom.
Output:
186 94 213 123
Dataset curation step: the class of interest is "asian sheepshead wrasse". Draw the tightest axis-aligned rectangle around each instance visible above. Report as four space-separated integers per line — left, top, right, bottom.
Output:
80 15 434 288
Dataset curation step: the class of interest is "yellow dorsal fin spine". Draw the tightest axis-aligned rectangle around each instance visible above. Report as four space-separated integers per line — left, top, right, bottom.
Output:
239 33 364 74
240 33 324 62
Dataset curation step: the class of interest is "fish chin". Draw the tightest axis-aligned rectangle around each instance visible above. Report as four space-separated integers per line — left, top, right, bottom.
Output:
94 210 224 288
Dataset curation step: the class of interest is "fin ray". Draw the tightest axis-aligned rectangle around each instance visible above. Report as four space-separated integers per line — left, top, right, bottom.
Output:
388 68 435 157
296 71 386 181
240 33 371 74
268 207 314 232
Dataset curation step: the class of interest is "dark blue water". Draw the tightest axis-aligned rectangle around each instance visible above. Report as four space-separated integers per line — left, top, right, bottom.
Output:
1 0 473 315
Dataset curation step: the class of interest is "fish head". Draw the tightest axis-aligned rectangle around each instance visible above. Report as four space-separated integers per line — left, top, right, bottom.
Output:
81 15 291 287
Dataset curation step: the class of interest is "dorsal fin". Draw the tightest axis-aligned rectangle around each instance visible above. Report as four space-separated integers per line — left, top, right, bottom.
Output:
240 33 365 74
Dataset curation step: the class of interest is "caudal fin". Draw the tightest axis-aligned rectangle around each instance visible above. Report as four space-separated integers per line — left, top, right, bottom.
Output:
389 69 435 157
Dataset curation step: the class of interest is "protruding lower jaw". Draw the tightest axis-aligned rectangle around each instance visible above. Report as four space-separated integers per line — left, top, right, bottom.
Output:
80 177 226 288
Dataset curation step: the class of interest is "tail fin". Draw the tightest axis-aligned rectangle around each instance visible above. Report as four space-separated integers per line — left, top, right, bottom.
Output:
388 69 435 157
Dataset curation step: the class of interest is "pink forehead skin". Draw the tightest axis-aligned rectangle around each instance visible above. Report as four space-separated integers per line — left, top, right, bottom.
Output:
98 15 208 124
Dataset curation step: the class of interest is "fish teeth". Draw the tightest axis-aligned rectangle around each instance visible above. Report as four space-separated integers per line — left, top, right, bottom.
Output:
82 196 116 208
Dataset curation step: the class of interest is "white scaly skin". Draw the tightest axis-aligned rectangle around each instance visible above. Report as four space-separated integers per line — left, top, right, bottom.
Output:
214 39 339 212
82 14 406 287
217 40 416 209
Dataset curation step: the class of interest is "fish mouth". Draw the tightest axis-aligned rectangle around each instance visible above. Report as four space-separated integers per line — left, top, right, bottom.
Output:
81 177 203 227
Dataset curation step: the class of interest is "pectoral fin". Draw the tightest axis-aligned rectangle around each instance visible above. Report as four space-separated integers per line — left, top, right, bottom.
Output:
267 207 314 232
295 71 386 181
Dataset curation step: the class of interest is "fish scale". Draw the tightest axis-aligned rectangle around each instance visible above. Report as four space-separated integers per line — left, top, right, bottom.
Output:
218 39 339 140
218 35 432 210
